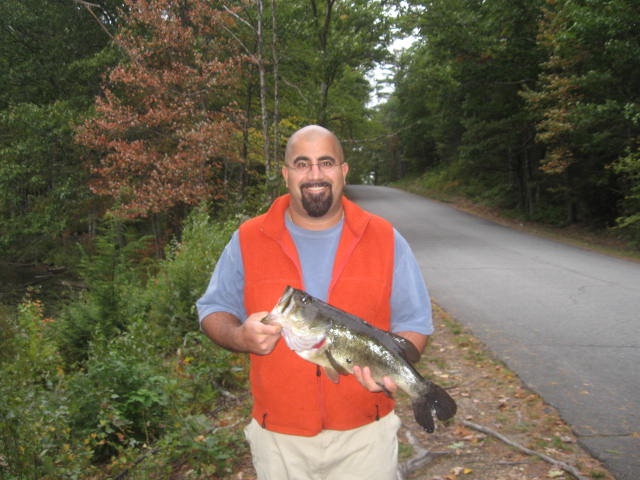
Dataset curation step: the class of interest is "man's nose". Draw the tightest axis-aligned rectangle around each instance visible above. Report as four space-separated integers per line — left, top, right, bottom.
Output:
307 162 324 176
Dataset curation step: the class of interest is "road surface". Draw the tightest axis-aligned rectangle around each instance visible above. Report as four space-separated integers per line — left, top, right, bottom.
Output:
347 184 640 480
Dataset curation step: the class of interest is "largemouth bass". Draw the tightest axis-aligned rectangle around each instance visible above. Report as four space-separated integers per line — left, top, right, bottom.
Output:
263 285 457 433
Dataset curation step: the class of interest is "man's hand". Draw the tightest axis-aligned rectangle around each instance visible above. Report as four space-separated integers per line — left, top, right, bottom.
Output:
237 311 282 355
353 365 398 396
201 311 281 355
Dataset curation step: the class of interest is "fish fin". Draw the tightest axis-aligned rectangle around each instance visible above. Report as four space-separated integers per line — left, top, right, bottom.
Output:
325 349 349 373
322 366 341 383
390 334 421 363
411 395 435 433
412 383 457 433
322 350 349 383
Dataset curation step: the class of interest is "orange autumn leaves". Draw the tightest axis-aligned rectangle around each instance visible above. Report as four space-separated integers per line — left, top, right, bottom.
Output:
76 0 247 218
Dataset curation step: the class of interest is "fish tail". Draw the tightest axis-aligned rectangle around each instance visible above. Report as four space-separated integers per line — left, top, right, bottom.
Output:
411 383 457 433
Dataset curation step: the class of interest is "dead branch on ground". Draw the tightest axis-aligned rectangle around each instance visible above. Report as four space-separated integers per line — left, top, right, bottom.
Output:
461 419 589 480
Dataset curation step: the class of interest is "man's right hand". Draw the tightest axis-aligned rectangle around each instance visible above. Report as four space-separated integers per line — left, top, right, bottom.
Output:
238 311 282 355
200 311 281 355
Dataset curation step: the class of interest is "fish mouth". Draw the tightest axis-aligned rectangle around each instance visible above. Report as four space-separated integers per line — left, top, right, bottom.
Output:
276 286 296 315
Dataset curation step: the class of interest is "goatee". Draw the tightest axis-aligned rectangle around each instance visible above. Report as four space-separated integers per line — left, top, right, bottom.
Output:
301 182 332 217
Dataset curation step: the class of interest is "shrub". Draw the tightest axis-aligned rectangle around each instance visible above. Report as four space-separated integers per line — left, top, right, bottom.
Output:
0 293 95 479
67 322 170 463
144 206 238 348
55 221 150 367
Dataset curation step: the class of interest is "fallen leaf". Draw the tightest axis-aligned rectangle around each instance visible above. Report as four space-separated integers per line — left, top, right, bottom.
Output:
547 467 565 478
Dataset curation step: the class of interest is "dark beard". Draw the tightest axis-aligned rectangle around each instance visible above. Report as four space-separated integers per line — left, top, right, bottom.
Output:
301 182 333 217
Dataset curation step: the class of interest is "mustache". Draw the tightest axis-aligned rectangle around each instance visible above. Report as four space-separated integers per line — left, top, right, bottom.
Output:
301 182 331 189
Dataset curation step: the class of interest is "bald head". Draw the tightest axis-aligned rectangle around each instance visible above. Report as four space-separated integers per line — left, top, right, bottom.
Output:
285 125 344 164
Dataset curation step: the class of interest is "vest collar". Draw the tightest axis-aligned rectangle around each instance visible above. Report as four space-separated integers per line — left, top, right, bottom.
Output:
258 194 374 297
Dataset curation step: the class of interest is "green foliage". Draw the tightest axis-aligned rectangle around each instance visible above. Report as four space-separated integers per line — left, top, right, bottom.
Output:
612 105 640 244
67 323 171 462
0 292 96 479
522 0 640 225
388 0 640 236
0 0 118 262
0 101 91 261
1 207 250 478
56 220 150 366
391 0 545 214
144 207 238 343
125 414 247 479
270 0 392 127
0 0 117 108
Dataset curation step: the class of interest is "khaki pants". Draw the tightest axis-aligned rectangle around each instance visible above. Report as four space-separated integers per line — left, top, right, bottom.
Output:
243 411 401 480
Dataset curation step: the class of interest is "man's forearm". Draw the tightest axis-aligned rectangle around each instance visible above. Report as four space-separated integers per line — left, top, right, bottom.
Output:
201 311 246 352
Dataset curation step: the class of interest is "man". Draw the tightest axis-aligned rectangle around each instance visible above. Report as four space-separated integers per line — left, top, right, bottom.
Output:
196 125 432 479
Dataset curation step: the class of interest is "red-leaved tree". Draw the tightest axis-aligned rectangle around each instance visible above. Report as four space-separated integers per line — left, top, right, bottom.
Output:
76 0 246 219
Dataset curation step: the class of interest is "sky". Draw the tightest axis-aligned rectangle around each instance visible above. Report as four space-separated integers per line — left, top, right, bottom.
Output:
367 35 416 107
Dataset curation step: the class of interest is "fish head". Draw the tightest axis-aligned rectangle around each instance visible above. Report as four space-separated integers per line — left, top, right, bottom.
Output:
263 286 330 353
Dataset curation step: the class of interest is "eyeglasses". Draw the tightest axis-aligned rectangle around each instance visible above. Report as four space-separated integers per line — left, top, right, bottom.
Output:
284 159 344 173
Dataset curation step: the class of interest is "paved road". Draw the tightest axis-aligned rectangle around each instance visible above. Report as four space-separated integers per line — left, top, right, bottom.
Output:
347 185 640 480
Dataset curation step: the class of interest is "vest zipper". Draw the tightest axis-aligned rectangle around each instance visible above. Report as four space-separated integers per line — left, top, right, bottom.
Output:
317 366 327 429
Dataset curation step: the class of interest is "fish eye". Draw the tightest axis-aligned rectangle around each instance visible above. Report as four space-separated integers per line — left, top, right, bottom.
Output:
300 294 311 304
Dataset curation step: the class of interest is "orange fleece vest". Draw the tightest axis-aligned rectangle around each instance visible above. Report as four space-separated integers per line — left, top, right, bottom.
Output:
239 194 395 436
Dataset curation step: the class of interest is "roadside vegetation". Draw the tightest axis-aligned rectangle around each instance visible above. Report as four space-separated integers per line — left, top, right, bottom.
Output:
0 209 251 478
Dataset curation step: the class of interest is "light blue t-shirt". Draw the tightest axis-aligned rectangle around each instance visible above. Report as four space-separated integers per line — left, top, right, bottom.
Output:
196 215 433 335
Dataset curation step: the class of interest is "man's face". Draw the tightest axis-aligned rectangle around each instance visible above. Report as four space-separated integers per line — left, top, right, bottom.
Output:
282 132 349 219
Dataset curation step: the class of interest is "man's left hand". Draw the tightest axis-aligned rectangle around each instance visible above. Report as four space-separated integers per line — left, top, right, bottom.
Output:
353 365 397 396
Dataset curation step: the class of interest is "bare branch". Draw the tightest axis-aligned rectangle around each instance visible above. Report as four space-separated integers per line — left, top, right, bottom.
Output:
71 0 113 40
461 420 590 480
223 5 255 31
396 427 449 480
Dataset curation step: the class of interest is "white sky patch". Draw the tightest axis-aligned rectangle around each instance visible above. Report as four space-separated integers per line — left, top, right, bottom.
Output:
367 35 416 107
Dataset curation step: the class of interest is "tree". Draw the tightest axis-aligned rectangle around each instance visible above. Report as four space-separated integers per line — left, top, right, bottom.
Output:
76 0 247 220
0 0 118 260
0 0 119 110
524 0 640 225
391 0 544 212
218 0 397 194
0 102 92 259
275 0 393 129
